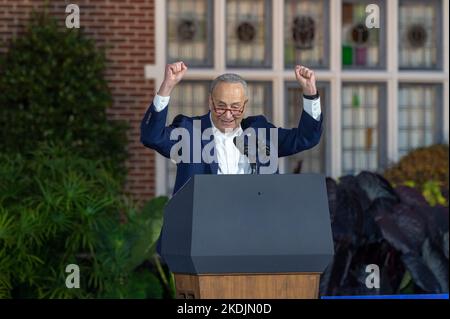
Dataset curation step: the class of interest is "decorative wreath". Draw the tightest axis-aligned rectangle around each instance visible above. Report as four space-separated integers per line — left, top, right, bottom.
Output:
292 16 315 49
177 19 197 41
407 24 427 48
237 22 256 42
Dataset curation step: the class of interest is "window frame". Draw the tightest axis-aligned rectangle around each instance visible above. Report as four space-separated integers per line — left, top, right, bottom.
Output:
398 0 443 71
149 0 449 196
166 0 215 68
341 82 388 175
397 82 444 156
341 0 387 70
225 0 273 69
246 81 274 119
283 0 331 70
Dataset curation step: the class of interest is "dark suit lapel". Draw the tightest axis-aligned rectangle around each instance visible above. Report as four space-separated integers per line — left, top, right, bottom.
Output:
241 117 251 131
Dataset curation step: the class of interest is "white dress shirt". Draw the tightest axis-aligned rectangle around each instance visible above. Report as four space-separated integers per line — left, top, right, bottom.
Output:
152 93 321 174
209 115 252 174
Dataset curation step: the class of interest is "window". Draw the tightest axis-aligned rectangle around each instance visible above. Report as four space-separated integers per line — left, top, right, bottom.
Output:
284 0 330 69
285 83 329 174
226 0 272 68
398 84 442 157
399 0 442 70
342 0 386 69
167 0 214 67
246 82 273 119
166 81 211 195
156 0 448 195
342 83 386 175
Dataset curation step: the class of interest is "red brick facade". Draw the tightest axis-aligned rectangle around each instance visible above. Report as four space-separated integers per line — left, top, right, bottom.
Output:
0 0 157 204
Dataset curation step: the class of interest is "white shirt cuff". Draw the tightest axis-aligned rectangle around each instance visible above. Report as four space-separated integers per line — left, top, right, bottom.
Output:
303 97 321 121
153 94 170 112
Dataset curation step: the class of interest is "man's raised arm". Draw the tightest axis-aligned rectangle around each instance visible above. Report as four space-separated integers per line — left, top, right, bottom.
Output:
277 65 323 157
140 61 188 158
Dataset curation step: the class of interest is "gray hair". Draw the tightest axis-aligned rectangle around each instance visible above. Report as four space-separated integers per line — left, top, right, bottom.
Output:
210 73 248 97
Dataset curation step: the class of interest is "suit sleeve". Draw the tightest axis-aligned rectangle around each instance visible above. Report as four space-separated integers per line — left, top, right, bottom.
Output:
276 111 324 158
278 112 323 157
140 103 188 159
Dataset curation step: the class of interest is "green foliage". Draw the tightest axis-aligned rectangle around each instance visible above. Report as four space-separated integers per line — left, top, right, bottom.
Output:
0 144 168 299
422 180 448 207
384 144 449 206
0 11 128 182
0 10 169 299
398 271 415 294
100 271 163 299
322 172 449 296
95 194 169 298
384 144 449 190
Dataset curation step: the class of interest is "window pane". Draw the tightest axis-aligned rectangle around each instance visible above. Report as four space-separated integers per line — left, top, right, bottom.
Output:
246 82 273 119
166 81 211 195
399 0 442 70
226 0 272 68
285 83 328 174
168 81 210 122
342 0 385 69
398 84 441 155
167 0 213 67
284 0 329 69
342 83 383 175
343 151 354 172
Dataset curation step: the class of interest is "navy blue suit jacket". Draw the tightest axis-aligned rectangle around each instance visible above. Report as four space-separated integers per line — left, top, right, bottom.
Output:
140 102 323 255
141 103 324 194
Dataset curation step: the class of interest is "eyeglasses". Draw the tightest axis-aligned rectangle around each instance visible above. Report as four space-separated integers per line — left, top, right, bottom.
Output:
212 100 247 117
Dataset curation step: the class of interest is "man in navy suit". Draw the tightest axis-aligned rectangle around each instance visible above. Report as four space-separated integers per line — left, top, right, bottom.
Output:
141 62 323 254
141 61 323 194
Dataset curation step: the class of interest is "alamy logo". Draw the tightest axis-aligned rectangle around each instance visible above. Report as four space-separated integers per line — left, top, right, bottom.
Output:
65 4 80 29
365 264 380 289
365 4 380 29
65 264 80 289
169 120 279 174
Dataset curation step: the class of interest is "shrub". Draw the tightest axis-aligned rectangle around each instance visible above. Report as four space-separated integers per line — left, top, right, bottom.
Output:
321 171 449 296
97 196 172 299
0 11 128 182
0 10 168 299
0 144 167 298
384 145 449 205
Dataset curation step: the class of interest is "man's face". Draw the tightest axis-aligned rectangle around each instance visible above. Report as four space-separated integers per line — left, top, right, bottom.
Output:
209 82 247 133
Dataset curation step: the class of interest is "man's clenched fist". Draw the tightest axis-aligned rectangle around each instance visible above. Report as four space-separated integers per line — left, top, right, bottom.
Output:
158 61 188 97
295 65 317 96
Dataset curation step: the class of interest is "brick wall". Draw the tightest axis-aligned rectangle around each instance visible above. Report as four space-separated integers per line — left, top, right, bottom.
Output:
0 0 157 205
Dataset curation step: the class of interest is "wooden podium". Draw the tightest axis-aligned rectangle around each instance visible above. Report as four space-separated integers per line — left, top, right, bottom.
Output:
159 175 334 299
174 273 321 299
